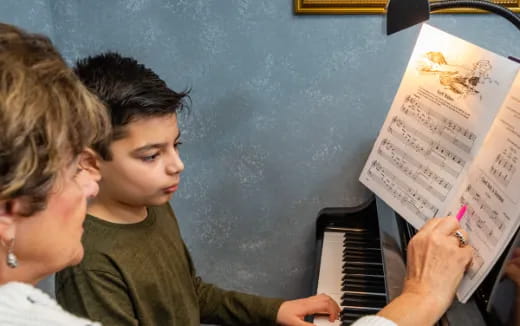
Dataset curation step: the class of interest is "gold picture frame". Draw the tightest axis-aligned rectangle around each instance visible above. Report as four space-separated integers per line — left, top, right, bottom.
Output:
294 0 520 14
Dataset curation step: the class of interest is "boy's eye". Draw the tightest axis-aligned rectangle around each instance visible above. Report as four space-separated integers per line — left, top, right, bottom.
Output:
174 141 183 149
141 153 160 162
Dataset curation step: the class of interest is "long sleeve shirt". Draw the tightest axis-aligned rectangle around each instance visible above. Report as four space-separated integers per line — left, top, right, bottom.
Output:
55 204 283 326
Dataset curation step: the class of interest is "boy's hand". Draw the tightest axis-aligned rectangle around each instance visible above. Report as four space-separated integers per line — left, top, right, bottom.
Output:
276 293 340 326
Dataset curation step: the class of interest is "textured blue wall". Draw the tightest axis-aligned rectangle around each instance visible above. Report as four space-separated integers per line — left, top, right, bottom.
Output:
1 1 519 301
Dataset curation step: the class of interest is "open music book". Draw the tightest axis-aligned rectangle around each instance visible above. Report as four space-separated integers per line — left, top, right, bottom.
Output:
359 24 520 303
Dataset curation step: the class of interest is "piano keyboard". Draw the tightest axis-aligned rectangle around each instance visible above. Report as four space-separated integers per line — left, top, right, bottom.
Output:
312 199 493 326
314 229 387 326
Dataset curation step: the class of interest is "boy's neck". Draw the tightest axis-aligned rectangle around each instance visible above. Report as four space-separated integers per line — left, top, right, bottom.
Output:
87 196 148 224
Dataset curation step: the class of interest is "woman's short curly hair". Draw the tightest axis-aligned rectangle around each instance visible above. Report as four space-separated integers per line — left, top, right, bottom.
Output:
0 23 110 215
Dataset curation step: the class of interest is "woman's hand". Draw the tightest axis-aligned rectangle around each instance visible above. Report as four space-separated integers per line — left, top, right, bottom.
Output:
377 216 473 326
276 293 340 326
404 216 474 314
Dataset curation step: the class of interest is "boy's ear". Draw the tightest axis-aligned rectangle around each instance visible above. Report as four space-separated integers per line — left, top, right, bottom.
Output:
78 148 102 182
0 199 21 244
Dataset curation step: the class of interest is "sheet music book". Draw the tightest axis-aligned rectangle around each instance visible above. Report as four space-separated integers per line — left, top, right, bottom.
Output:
359 24 520 303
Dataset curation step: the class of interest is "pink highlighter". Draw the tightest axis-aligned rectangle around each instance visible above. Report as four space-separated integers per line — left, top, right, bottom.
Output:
456 205 467 222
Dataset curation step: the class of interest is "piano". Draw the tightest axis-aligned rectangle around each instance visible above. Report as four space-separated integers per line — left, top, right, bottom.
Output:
311 196 518 326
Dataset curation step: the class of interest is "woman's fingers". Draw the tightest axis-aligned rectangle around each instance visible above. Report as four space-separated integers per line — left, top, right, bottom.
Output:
432 216 460 236
419 217 444 233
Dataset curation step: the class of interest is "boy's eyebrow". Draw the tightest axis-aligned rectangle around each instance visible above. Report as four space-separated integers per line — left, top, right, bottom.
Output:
132 143 166 154
132 132 181 154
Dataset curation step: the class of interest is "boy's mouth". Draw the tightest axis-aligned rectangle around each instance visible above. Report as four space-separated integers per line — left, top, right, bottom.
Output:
163 184 179 193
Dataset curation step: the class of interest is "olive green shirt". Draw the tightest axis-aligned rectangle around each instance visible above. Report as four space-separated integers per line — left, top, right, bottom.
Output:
55 204 283 326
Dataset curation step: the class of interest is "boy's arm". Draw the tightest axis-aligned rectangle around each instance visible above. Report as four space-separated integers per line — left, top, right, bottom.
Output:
193 275 284 325
55 268 138 326
181 243 283 325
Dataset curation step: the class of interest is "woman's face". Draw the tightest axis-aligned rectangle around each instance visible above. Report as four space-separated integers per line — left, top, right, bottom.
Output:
10 151 99 283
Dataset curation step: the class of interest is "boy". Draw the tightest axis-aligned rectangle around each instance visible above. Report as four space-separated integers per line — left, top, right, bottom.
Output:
55 52 339 326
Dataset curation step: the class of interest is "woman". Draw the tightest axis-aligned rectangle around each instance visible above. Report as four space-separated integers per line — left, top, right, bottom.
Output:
0 22 472 326
0 23 109 325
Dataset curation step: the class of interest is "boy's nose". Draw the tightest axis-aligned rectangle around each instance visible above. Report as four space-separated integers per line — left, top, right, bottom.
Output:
166 152 184 175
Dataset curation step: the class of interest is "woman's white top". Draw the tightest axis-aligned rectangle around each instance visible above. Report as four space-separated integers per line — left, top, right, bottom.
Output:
352 316 397 326
0 282 101 326
0 281 395 326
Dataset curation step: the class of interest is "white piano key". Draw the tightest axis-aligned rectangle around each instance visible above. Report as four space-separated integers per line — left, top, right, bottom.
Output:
314 231 344 326
314 315 341 326
316 231 344 296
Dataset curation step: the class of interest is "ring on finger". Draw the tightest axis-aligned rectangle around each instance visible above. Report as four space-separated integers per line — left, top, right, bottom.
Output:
453 230 467 248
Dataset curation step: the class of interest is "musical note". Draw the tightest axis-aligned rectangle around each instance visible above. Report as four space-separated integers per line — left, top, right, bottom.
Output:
368 160 439 221
378 138 453 201
456 179 506 253
388 116 466 177
400 94 477 153
489 146 518 186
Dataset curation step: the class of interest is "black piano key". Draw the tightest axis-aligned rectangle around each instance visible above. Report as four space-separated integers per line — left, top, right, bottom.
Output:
342 306 381 314
344 273 385 281
341 311 366 320
343 232 372 238
342 248 381 255
342 283 386 294
342 249 383 261
343 264 384 275
343 260 383 267
343 266 385 275
342 298 386 308
343 229 372 234
343 272 385 279
343 246 382 252
343 239 381 247
343 281 385 292
343 229 371 234
343 231 378 239
342 247 382 254
342 254 382 263
346 237 376 242
342 277 385 287
341 293 386 307
342 291 385 299
342 254 382 262
340 306 382 326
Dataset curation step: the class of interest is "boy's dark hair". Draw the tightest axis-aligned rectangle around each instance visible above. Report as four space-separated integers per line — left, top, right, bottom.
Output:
75 52 190 160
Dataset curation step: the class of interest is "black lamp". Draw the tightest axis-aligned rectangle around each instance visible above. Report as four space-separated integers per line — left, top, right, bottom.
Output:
386 0 520 35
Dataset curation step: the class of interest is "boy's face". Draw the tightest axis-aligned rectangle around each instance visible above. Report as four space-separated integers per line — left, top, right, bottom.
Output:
98 113 184 207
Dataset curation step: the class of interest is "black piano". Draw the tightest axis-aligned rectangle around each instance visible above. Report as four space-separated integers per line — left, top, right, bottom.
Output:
311 196 519 326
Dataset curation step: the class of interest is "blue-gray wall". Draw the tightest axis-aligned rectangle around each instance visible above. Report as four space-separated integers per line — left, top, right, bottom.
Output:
1 0 519 301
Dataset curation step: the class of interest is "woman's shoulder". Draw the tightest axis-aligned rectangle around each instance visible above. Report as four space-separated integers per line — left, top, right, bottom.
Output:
0 282 101 326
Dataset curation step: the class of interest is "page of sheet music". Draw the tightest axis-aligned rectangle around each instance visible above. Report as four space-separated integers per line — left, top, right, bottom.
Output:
360 24 519 229
445 73 520 303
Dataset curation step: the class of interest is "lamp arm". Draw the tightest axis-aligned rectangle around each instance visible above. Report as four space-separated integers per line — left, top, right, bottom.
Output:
430 0 520 30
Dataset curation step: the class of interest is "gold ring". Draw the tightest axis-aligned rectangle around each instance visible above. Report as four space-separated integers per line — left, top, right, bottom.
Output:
454 230 467 248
